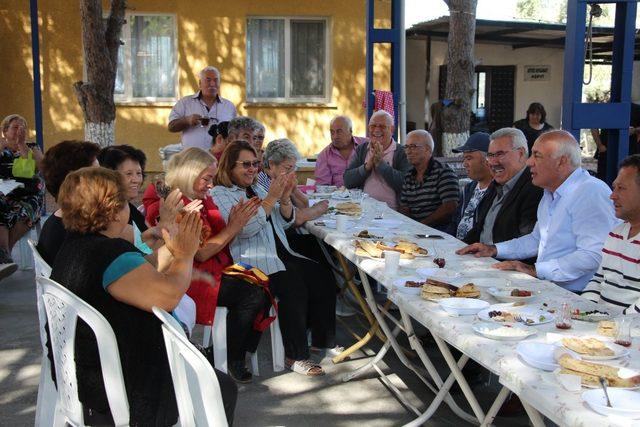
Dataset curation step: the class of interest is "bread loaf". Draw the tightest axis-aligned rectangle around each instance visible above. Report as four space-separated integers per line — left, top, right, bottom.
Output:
558 354 640 388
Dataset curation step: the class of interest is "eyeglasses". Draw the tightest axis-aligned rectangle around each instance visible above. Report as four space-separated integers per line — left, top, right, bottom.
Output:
404 144 428 151
235 160 261 170
486 148 519 159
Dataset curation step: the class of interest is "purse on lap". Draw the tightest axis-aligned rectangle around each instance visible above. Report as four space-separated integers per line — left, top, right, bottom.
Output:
12 150 36 179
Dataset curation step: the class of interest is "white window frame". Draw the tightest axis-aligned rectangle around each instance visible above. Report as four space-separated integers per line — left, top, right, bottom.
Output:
110 12 179 104
246 16 332 104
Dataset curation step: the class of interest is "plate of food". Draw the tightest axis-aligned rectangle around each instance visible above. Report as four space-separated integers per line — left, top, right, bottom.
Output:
473 322 537 341
420 278 480 301
557 353 640 389
331 189 352 200
477 303 554 325
560 337 630 361
571 309 611 322
458 277 511 288
353 228 386 240
334 201 362 216
392 277 424 295
353 240 414 265
487 286 536 303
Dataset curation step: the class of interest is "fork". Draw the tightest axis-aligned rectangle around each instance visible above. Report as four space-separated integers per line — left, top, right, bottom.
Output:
513 315 531 325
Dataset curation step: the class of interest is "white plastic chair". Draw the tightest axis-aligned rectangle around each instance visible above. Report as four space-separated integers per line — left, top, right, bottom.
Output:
38 276 129 427
18 220 43 270
270 304 285 372
28 240 58 426
153 306 228 427
201 307 259 375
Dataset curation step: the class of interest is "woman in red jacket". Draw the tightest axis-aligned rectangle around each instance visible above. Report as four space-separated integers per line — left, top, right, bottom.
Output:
145 147 266 383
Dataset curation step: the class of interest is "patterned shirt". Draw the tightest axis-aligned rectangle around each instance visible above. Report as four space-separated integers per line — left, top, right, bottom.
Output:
168 91 237 150
582 222 640 314
400 158 460 222
456 185 488 240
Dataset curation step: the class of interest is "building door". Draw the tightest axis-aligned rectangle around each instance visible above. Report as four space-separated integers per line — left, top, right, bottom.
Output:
438 65 515 133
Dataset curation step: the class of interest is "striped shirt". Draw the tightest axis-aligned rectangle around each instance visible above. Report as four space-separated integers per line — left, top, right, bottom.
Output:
257 171 271 192
400 158 459 222
581 222 640 314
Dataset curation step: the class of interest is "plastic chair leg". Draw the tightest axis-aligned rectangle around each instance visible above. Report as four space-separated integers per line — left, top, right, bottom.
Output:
212 307 228 373
249 352 259 376
270 306 285 372
35 356 59 427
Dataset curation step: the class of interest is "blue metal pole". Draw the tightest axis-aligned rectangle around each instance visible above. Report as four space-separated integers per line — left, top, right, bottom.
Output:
29 0 44 150
365 0 374 137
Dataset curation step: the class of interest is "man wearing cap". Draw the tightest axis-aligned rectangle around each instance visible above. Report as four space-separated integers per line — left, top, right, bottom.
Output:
462 128 543 255
453 132 493 240
399 129 460 232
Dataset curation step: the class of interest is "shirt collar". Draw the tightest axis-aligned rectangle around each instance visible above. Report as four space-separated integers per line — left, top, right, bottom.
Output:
550 168 584 198
329 136 360 155
501 166 526 193
193 90 221 103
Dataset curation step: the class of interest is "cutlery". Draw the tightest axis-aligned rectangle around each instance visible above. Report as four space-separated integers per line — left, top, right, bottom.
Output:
415 234 444 239
599 377 612 408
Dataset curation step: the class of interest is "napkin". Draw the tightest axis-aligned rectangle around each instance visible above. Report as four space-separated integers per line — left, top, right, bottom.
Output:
553 368 581 392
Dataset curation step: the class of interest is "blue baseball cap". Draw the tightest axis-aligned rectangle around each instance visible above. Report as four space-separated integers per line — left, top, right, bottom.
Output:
452 132 491 153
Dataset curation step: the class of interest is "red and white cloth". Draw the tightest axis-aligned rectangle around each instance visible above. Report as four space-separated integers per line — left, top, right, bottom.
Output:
363 90 395 118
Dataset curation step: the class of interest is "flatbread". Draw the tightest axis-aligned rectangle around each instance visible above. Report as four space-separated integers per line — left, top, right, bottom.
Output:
562 337 615 357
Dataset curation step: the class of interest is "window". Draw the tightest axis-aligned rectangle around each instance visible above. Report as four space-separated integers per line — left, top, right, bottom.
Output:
113 14 177 102
246 17 330 103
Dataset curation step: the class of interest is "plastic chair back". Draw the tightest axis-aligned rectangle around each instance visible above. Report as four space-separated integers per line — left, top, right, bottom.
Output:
153 306 228 427
38 276 130 427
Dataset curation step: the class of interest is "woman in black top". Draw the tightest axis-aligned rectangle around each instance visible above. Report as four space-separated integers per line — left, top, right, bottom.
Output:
513 102 554 152
51 167 236 425
37 140 100 265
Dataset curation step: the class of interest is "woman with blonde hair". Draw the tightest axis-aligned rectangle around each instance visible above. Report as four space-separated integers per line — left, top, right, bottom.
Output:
0 114 45 278
50 166 237 425
146 147 267 383
212 140 339 376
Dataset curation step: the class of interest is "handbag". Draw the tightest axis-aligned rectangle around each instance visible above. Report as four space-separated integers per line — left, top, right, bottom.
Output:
12 150 36 179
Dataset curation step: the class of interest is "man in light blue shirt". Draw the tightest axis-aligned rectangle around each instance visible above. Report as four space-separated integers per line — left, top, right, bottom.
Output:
457 130 619 291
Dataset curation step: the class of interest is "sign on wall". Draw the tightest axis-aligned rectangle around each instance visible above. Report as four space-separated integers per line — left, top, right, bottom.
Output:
524 65 551 81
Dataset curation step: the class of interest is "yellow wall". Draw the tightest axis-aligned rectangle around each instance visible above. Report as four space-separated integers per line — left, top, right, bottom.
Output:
1 0 390 171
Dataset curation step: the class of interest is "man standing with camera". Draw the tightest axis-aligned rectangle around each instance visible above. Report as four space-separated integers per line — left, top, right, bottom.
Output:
168 66 237 150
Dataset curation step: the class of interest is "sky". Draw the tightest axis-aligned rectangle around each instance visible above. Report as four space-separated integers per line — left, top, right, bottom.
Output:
405 0 519 28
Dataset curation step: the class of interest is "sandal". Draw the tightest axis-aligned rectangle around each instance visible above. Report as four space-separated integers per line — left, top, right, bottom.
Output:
285 358 325 376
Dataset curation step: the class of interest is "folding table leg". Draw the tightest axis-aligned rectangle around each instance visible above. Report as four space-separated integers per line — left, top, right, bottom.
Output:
521 400 546 427
479 386 510 427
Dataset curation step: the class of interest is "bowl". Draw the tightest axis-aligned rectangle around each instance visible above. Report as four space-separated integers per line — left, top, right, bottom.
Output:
582 389 640 418
438 298 489 316
516 342 561 371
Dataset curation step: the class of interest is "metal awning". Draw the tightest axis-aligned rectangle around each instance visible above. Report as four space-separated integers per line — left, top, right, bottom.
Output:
406 17 640 64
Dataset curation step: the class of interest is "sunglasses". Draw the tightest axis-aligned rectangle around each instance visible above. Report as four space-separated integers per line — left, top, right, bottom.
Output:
235 160 261 169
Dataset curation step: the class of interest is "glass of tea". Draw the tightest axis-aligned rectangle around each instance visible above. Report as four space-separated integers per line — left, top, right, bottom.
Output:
615 316 632 347
555 302 572 330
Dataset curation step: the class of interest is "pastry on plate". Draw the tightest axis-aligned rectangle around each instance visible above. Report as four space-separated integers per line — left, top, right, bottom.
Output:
558 354 640 388
454 283 480 298
561 337 615 357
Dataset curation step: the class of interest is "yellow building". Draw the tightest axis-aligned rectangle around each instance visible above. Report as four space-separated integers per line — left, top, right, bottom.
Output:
1 0 391 171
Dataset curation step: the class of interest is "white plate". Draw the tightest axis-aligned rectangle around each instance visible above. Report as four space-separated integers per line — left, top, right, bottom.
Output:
560 337 630 361
438 298 489 316
353 227 386 240
473 322 537 341
582 389 640 418
461 277 511 288
416 267 461 280
477 303 554 325
487 286 536 303
517 342 563 371
392 277 423 295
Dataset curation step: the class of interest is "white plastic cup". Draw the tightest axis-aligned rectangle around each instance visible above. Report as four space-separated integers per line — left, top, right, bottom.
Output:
384 250 401 276
336 215 348 233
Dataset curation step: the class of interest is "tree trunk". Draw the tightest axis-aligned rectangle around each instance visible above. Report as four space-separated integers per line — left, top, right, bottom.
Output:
73 0 126 147
441 0 477 156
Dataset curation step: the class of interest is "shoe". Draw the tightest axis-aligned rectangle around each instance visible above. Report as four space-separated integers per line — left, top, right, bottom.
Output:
228 361 252 384
310 345 345 358
285 358 325 376
0 262 17 281
0 248 13 264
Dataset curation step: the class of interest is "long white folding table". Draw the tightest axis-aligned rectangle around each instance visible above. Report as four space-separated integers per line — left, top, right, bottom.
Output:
306 197 639 427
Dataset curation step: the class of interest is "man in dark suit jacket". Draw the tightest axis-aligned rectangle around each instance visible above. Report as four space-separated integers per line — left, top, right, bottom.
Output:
463 128 543 260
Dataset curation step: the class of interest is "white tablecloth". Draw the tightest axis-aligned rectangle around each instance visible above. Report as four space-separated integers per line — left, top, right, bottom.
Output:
305 197 640 427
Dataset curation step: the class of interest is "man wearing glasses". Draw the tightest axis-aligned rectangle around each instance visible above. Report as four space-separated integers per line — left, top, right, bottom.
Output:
462 128 542 255
399 130 459 232
168 66 237 150
343 110 411 210
227 117 265 162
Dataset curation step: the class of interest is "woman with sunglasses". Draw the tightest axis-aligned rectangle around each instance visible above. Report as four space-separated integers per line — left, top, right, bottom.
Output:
212 140 338 376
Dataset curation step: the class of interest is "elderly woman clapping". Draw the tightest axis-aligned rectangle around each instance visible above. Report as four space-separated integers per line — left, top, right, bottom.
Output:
258 138 328 225
212 140 339 376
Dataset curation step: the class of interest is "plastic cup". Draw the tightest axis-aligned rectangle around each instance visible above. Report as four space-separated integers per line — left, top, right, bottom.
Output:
336 215 348 233
384 251 401 276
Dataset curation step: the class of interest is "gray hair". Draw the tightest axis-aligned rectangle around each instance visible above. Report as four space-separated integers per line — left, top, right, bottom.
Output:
407 129 434 152
330 115 353 132
263 138 300 169
253 119 265 133
490 127 529 157
198 66 221 81
228 116 258 138
542 130 582 169
369 110 395 126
